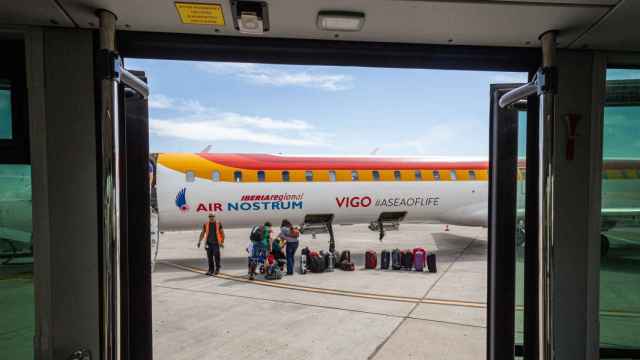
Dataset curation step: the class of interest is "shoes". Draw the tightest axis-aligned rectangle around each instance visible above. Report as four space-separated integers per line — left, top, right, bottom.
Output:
206 271 213 276
286 272 293 276
214 270 220 275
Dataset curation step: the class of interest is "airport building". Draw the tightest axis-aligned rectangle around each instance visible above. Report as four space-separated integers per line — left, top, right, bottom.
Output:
1 1 639 359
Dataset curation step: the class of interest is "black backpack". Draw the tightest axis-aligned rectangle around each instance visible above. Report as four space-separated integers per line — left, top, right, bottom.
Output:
250 225 263 243
309 254 326 273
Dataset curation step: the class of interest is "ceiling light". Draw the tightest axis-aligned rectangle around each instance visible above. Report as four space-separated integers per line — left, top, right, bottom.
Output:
317 11 365 32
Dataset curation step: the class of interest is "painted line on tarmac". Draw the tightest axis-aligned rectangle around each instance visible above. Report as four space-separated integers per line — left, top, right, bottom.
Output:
160 261 640 320
160 260 486 309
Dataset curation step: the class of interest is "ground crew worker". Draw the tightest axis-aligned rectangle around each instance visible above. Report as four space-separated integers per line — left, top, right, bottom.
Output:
198 213 225 275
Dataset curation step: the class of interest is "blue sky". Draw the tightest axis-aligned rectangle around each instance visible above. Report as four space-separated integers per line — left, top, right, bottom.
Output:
126 58 528 156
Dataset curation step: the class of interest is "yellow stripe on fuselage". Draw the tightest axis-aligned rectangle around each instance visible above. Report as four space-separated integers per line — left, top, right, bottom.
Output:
157 153 490 183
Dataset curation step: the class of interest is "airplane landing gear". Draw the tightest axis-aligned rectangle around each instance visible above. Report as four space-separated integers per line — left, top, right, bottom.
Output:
601 234 610 257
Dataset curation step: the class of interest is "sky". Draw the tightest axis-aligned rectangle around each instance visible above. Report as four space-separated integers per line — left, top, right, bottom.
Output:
125 58 528 157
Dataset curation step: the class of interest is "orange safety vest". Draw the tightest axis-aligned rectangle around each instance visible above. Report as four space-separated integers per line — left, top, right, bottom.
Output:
203 221 224 245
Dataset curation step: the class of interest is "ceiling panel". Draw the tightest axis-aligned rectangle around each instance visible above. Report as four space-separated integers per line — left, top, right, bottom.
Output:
57 0 610 48
570 0 640 50
0 0 74 27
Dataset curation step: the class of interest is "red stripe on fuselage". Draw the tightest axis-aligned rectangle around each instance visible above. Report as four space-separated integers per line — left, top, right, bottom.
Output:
196 153 489 170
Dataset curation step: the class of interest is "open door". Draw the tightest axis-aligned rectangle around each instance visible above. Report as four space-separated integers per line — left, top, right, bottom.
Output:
118 69 153 360
488 83 539 360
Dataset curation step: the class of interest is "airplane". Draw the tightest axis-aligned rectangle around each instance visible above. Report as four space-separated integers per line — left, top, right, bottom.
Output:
0 166 33 263
151 152 640 255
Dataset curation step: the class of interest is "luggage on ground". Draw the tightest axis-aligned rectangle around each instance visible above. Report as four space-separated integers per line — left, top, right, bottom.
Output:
413 248 427 272
427 253 437 273
337 250 355 271
309 252 326 273
365 250 377 269
391 248 402 270
401 249 413 270
265 262 283 280
300 247 309 274
322 251 335 272
381 250 390 270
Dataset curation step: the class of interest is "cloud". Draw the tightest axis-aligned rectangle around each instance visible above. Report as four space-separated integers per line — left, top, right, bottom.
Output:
196 62 353 91
148 94 174 109
148 95 331 147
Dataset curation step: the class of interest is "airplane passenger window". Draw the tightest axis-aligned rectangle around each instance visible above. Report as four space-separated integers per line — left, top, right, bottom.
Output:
351 170 359 181
433 170 441 181
415 170 422 181
372 170 380 181
257 170 266 182
329 170 336 182
186 171 195 182
234 170 242 182
282 170 290 182
305 170 313 182
450 170 457 180
212 170 220 181
468 170 476 180
394 170 401 181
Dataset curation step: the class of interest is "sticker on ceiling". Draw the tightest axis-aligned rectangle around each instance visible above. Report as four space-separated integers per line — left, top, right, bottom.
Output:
175 2 225 26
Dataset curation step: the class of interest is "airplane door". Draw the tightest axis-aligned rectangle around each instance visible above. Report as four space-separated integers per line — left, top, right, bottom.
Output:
488 83 539 359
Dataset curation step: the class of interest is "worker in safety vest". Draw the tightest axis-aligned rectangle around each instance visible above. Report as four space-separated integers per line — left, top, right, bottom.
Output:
198 213 225 275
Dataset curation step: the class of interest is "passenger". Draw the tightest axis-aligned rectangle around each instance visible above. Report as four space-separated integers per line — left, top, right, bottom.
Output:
271 234 286 270
249 222 272 276
197 213 225 276
279 219 300 275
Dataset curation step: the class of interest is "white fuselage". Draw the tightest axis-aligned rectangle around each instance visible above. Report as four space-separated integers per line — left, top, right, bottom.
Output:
155 163 489 231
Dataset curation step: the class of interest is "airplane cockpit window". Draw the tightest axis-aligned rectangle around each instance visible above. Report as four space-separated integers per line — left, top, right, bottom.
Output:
305 170 313 182
186 171 195 182
415 170 422 181
212 170 220 181
468 170 476 181
351 170 359 181
329 170 336 182
257 170 266 182
372 170 380 181
234 170 242 183
0 80 11 140
433 170 441 181
282 170 290 182
394 170 401 181
450 170 457 181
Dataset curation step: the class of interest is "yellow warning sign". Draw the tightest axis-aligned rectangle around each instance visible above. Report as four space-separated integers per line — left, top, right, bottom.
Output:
175 2 225 26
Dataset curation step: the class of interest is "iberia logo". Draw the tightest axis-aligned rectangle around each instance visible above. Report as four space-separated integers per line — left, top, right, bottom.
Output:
175 188 190 212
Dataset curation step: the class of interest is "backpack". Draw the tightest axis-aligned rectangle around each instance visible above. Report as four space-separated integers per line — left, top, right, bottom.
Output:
265 263 283 280
339 250 351 264
250 225 263 243
309 253 326 273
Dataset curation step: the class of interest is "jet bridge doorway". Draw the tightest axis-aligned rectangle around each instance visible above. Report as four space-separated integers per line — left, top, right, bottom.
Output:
111 29 545 360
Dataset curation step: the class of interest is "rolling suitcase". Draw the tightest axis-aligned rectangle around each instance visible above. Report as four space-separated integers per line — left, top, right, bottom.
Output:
426 253 437 273
401 250 413 270
413 248 426 272
380 250 391 270
391 249 402 270
365 250 377 269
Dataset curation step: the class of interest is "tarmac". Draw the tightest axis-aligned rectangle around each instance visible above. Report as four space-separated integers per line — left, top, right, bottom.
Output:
152 224 488 360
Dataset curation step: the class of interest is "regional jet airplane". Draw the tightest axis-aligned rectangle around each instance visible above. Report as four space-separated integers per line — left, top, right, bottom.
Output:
151 153 640 255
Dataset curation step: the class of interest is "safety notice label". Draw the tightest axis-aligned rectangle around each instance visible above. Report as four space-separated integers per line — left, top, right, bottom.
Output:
175 2 225 26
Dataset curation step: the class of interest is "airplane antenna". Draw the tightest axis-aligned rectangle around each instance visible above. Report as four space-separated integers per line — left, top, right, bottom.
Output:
370 147 380 155
201 145 212 153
